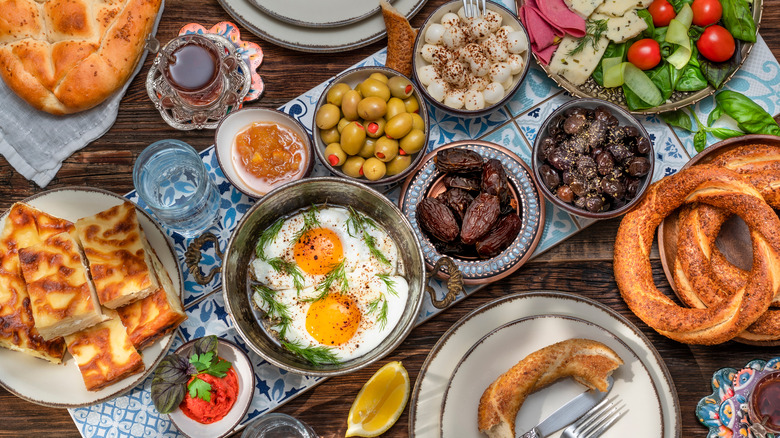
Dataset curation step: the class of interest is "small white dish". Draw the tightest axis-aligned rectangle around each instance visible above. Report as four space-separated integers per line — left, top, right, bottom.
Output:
168 338 255 438
214 107 314 198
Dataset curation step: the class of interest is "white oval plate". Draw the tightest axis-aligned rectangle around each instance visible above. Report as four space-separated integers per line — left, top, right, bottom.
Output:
0 187 183 407
248 0 398 29
169 339 255 438
441 315 662 437
217 0 427 53
409 291 681 437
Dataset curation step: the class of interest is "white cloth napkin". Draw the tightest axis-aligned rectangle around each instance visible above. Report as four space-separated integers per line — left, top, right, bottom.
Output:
0 2 164 188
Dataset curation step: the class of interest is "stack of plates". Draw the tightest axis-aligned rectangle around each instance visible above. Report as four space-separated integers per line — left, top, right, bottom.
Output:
217 0 428 52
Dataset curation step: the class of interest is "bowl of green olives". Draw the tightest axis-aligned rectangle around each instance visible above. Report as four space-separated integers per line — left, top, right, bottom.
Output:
312 66 430 185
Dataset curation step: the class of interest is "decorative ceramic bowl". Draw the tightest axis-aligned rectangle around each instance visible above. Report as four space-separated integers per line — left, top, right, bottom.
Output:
214 107 315 198
399 141 544 285
168 338 255 438
412 0 531 118
531 98 654 220
312 66 430 187
221 178 426 376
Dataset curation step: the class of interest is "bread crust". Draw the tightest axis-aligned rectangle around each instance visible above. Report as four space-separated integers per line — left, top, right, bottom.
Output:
477 338 622 438
0 0 162 114
380 0 416 77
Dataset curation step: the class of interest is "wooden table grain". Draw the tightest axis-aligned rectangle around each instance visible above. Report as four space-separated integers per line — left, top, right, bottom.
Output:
1 1 778 437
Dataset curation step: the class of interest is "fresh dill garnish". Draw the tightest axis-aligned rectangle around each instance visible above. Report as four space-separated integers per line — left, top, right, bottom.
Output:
266 257 305 295
303 260 348 303
252 284 291 338
281 340 340 366
376 273 398 297
255 218 284 260
366 295 390 330
291 205 322 244
568 19 608 56
346 207 391 267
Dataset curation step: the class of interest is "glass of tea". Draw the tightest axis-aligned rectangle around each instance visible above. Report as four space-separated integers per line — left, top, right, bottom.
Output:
161 34 224 107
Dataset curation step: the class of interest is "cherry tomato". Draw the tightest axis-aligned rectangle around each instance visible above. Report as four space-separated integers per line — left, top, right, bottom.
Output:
697 25 735 62
648 0 676 27
628 39 662 70
692 0 723 27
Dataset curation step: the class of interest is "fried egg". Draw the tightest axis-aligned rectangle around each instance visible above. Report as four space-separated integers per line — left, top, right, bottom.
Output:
251 206 407 363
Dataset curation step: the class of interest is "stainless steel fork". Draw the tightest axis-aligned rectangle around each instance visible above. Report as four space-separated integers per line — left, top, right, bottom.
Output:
561 396 626 438
462 0 487 18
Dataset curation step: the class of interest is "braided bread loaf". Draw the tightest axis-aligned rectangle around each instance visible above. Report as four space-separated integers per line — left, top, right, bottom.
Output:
0 0 162 114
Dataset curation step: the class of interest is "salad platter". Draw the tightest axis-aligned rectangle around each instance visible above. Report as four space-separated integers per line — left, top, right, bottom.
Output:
531 0 763 113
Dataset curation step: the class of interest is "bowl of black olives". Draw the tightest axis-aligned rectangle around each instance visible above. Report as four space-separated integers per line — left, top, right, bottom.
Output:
312 66 430 186
532 99 654 219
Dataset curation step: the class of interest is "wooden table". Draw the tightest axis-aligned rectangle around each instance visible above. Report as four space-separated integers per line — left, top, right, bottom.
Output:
1 1 779 436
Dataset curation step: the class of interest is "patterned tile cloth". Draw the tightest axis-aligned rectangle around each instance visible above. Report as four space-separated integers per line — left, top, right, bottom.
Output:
69 3 780 436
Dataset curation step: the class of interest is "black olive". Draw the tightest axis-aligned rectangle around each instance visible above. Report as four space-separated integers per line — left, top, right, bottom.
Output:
594 106 611 122
626 178 640 198
585 195 605 213
556 185 574 203
636 136 652 154
606 116 619 127
540 137 556 160
570 175 587 197
548 147 577 171
574 196 587 209
568 107 589 117
627 156 651 177
607 143 633 165
577 156 598 180
564 114 588 134
539 164 560 191
600 175 625 199
596 151 614 176
626 126 640 137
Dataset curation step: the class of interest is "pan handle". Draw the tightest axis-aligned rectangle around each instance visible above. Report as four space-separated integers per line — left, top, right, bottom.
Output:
425 256 465 309
184 232 223 285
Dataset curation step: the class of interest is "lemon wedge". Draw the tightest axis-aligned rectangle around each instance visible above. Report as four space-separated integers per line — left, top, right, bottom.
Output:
345 361 410 437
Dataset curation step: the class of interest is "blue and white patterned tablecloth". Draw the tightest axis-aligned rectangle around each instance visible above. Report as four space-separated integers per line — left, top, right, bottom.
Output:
69 2 780 435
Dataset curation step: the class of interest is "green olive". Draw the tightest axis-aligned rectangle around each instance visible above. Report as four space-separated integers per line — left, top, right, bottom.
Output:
326 83 351 106
342 156 365 178
363 118 386 138
386 98 406 120
374 136 399 162
388 76 414 99
403 96 420 114
357 96 387 121
399 128 425 155
320 126 340 144
315 103 341 130
385 113 413 139
324 143 347 167
341 90 361 121
411 113 425 131
340 121 367 155
369 72 389 84
358 138 376 158
358 78 391 102
337 117 350 133
363 157 387 181
386 155 412 176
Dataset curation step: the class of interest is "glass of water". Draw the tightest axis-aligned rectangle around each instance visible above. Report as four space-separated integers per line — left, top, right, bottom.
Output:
240 413 317 438
133 139 220 237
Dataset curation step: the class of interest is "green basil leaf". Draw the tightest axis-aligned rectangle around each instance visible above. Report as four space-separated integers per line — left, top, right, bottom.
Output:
661 110 694 132
715 90 780 135
623 84 654 111
720 0 757 42
668 0 693 12
636 9 655 38
694 130 708 152
154 354 191 384
709 127 745 140
688 25 705 41
707 105 724 126
675 65 708 92
193 335 219 357
151 378 187 414
646 64 673 101
700 58 738 89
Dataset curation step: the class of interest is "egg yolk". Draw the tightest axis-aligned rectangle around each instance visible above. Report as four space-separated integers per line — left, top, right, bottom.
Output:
294 227 344 275
306 293 361 345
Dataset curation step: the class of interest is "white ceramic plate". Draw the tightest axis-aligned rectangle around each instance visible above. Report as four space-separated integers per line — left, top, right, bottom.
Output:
169 339 255 438
409 291 681 437
248 0 398 28
216 0 427 53
0 187 183 407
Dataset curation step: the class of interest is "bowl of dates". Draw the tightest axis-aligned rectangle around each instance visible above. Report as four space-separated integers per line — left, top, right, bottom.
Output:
399 141 544 285
312 66 430 187
532 99 654 219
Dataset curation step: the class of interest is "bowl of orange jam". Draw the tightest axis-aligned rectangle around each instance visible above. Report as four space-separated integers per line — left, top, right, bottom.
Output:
215 108 314 198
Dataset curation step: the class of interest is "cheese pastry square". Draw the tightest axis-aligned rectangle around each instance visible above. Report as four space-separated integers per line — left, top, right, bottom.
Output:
18 232 106 340
117 247 186 350
76 202 159 309
0 203 73 363
65 309 144 391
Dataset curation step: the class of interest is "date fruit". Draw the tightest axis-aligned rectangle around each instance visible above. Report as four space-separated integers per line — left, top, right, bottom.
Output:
437 188 474 222
475 213 522 258
481 159 508 203
417 198 460 242
460 193 500 245
434 148 484 173
444 174 481 192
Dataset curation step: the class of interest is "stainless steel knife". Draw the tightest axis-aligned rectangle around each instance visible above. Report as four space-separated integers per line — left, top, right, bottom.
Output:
518 376 614 438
